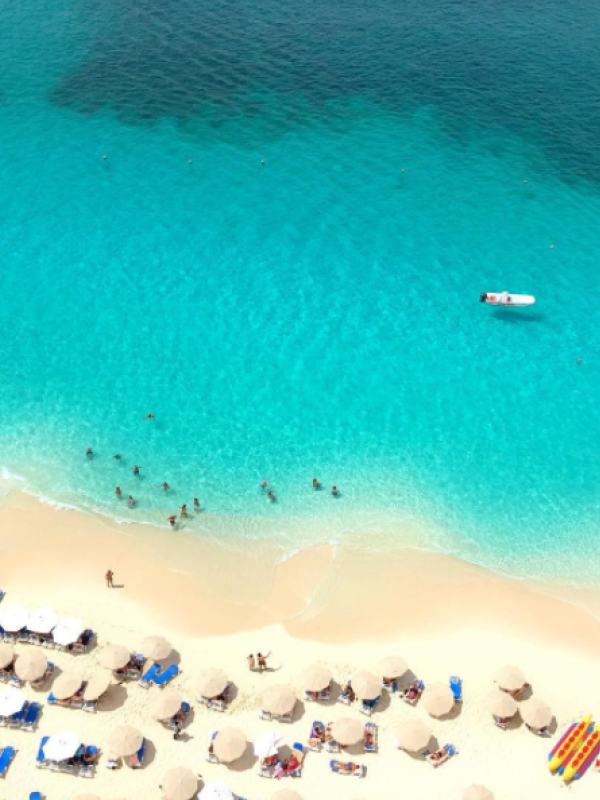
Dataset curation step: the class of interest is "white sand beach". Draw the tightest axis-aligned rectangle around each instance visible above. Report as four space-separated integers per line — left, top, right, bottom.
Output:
2 493 600 800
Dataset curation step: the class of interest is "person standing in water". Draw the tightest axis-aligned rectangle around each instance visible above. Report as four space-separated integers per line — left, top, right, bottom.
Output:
180 504 188 517
193 498 200 511
86 447 94 458
331 486 340 496
128 495 136 508
312 478 320 489
145 413 156 421
160 481 171 491
132 465 141 476
115 487 122 498
167 515 177 529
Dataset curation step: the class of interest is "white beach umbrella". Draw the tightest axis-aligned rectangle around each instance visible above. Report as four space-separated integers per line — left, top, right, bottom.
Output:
83 671 112 701
196 668 228 699
253 730 284 758
53 616 84 646
493 665 527 692
262 684 296 715
0 606 28 632
396 720 432 752
422 683 455 718
28 607 59 634
352 671 380 700
376 655 408 678
108 725 143 757
0 687 26 717
330 718 364 746
99 644 130 671
485 689 518 718
150 689 182 720
198 782 234 800
44 730 80 761
520 697 553 729
53 671 83 700
0 643 14 670
301 664 332 692
463 786 495 800
15 650 48 681
162 767 197 800
139 635 172 661
213 728 247 763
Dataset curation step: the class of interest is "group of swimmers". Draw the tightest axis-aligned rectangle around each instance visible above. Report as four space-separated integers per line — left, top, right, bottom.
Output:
87 417 342 527
261 478 340 502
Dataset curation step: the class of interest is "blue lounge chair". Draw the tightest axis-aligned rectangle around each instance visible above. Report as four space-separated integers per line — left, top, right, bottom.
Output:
36 736 49 768
9 702 28 727
21 702 42 732
0 590 4 603
153 664 179 687
30 792 41 800
0 746 15 777
450 676 462 702
47 693 57 705
138 663 161 689
79 745 98 777
126 738 146 769
291 742 305 776
364 722 377 752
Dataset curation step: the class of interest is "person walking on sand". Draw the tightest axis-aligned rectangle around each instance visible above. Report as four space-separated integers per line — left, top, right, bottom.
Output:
248 654 256 671
105 569 114 588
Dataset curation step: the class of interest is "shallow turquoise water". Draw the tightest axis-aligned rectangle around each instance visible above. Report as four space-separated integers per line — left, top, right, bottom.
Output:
1 0 600 581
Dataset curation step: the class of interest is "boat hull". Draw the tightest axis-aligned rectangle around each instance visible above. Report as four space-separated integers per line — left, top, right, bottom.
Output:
481 292 536 307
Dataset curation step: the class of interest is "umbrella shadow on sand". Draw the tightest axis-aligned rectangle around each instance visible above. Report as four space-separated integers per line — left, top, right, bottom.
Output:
99 683 128 712
225 743 258 773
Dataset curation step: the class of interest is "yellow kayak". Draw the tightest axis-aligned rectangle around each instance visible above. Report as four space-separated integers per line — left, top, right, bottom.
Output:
548 716 591 772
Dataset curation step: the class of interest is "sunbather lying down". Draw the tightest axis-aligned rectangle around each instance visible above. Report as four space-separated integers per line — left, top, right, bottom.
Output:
505 682 530 698
331 760 362 775
401 680 424 701
427 744 455 764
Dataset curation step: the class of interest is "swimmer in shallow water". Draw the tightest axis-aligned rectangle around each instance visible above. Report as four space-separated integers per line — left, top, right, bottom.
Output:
267 491 276 502
132 465 141 476
193 498 200 511
160 481 171 491
128 495 136 508
331 486 340 496
180 504 188 517
115 487 122 498
86 447 94 458
167 515 177 528
312 478 321 489
145 413 156 420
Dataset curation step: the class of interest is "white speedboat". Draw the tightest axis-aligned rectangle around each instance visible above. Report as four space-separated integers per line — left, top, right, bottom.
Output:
480 291 536 307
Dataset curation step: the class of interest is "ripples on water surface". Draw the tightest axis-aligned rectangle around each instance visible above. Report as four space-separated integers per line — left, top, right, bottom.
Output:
1 0 600 583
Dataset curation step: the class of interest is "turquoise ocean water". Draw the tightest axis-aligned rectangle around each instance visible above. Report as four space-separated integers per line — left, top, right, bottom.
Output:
1 0 600 583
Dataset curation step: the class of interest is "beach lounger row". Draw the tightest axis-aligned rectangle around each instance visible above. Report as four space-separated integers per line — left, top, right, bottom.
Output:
0 702 42 731
138 663 180 689
48 685 86 710
2 629 95 653
36 738 101 776
0 746 16 778
0 663 54 689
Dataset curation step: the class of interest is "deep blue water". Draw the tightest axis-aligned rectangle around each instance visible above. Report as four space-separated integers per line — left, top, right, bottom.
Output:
1 0 600 582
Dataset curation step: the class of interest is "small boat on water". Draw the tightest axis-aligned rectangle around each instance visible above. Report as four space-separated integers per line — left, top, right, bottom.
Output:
480 291 536 307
